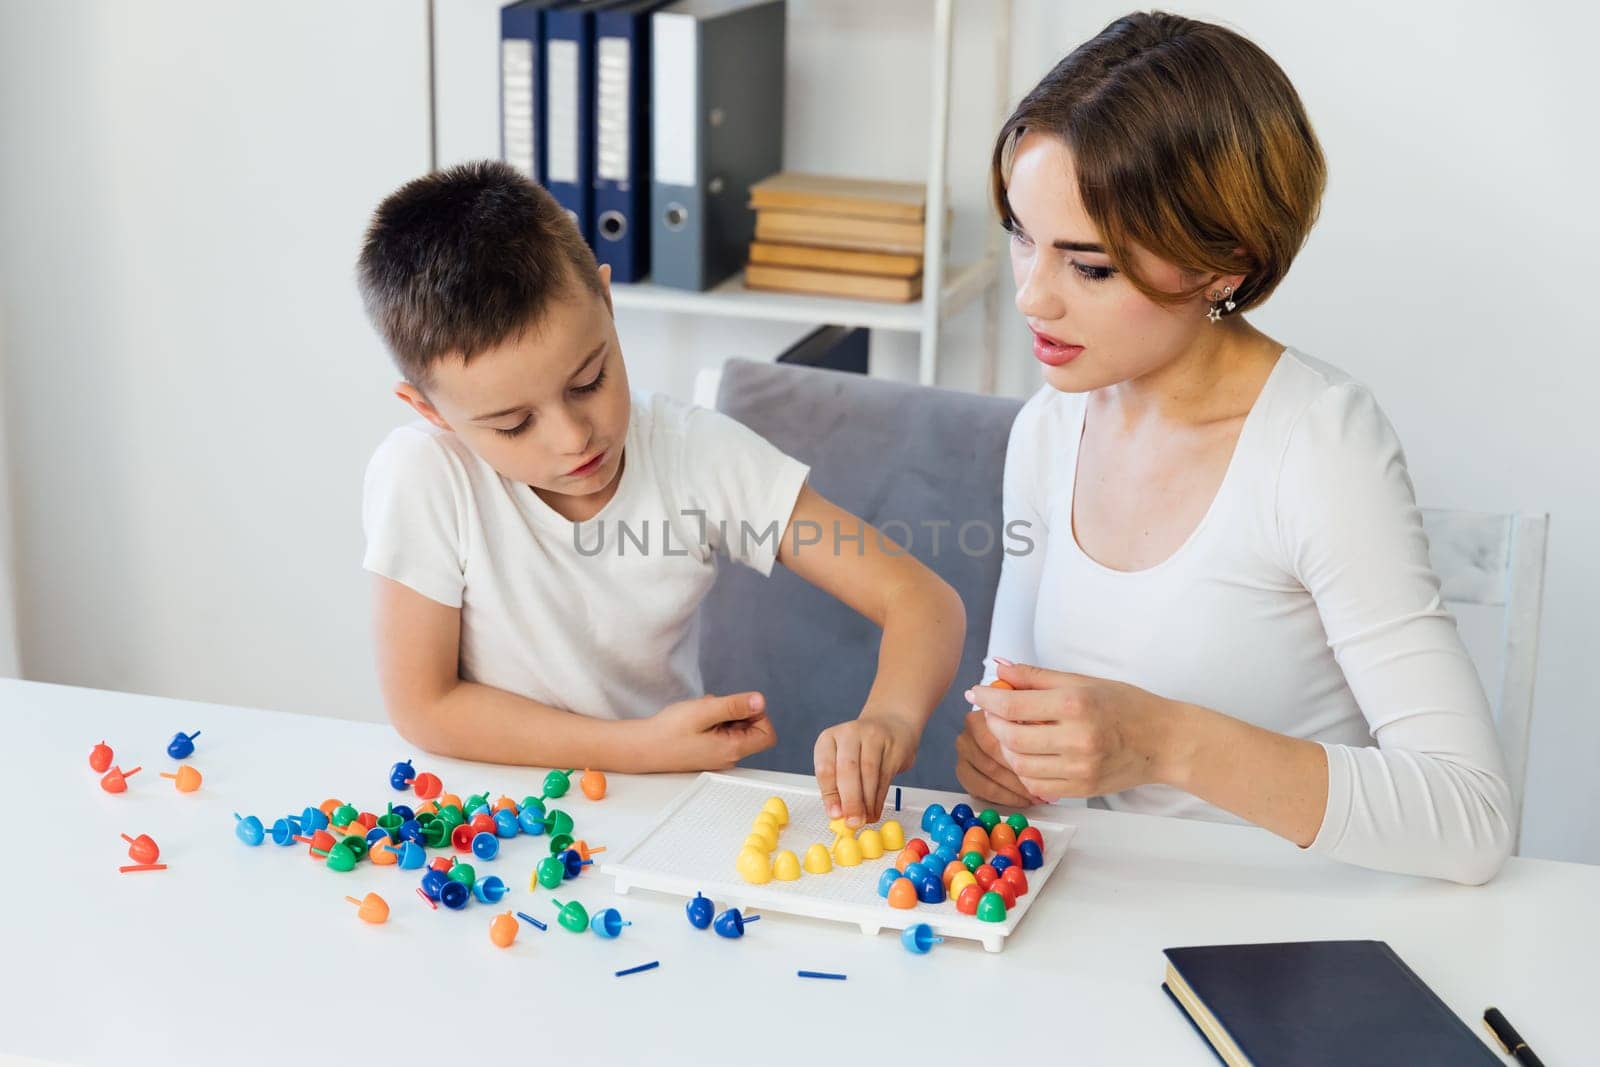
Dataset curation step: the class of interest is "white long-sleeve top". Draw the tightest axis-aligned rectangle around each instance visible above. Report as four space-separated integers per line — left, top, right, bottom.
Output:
986 349 1515 884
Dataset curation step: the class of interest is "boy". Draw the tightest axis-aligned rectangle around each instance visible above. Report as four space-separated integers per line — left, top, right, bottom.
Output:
356 161 964 826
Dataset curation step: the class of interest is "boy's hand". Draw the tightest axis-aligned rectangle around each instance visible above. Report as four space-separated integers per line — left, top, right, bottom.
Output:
645 692 776 772
815 714 918 828
955 709 1037 809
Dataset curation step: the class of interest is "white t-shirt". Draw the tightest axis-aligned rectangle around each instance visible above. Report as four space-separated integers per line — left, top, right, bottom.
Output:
987 349 1515 883
363 389 810 720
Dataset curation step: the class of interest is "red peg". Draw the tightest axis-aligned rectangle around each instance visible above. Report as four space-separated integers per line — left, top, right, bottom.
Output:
1001 865 1029 897
89 741 114 773
100 765 142 793
974 863 999 890
412 772 443 800
429 856 454 873
1017 826 1044 850
120 833 160 865
119 863 167 874
294 829 338 858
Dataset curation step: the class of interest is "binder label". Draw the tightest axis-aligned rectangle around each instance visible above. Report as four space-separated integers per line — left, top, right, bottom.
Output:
597 38 630 183
501 39 535 179
546 39 580 185
652 14 697 187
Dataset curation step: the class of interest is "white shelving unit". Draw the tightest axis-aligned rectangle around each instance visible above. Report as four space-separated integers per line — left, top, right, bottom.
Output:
609 0 1013 390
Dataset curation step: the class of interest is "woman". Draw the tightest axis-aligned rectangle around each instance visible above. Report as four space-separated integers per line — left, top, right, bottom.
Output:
957 12 1513 884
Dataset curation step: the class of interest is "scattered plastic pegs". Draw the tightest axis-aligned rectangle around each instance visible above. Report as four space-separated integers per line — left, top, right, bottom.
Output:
580 768 607 801
534 856 565 890
544 809 575 838
234 813 265 846
299 806 329 835
685 891 714 930
411 772 442 800
559 849 593 880
589 907 631 938
160 766 202 793
166 730 201 760
420 869 449 901
541 769 576 800
713 908 759 938
552 898 589 932
446 861 476 890
317 842 360 873
89 741 114 773
473 875 508 904
384 842 426 870
439 880 471 910
120 833 160 865
517 809 547 836
489 910 519 947
493 810 521 839
471 832 500 861
389 759 416 791
346 892 389 924
901 923 943 954
548 833 575 856
269 817 300 847
100 766 142 793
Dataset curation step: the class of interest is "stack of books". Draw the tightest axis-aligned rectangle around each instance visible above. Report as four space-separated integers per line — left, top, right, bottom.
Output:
744 173 931 303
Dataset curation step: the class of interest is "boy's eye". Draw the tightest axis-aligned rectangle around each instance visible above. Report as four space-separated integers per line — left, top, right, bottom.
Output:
571 366 608 396
494 416 532 438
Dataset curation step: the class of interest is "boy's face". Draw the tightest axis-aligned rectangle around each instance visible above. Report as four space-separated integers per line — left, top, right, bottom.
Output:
397 265 631 520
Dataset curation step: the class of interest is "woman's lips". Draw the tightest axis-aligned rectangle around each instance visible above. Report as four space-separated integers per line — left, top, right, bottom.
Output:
1031 328 1084 367
567 450 606 478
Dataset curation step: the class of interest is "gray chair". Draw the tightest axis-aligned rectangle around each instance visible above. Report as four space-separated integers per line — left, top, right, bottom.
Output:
696 359 1025 790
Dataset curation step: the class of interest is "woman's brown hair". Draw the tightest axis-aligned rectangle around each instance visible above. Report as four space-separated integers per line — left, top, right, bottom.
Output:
992 11 1326 315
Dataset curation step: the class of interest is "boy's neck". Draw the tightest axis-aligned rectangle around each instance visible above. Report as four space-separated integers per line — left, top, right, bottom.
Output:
534 449 627 523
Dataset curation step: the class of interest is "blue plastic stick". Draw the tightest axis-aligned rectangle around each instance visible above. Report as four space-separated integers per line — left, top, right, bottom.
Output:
515 911 548 931
615 961 660 977
895 787 902 812
797 971 847 981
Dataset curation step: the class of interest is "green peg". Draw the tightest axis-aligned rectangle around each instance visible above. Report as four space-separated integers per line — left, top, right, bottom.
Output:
548 833 575 856
552 898 588 933
542 769 576 800
313 842 359 872
423 820 451 849
340 834 369 861
977 809 1001 832
377 812 404 836
520 797 546 817
466 792 491 813
962 850 984 873
447 861 476 890
536 855 564 889
332 803 360 828
416 811 437 827
545 809 574 838
976 890 1007 923
437 805 466 829
1005 812 1030 834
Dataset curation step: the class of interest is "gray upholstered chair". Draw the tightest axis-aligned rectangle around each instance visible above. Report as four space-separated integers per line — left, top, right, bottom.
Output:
696 359 1025 791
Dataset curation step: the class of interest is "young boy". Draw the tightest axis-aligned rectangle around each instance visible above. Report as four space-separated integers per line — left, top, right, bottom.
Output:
356 161 964 827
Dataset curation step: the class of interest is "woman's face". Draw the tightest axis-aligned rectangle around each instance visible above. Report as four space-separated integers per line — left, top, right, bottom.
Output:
1005 130 1219 393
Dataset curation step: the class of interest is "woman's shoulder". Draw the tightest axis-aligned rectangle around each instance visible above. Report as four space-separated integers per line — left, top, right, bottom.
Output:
1257 348 1398 460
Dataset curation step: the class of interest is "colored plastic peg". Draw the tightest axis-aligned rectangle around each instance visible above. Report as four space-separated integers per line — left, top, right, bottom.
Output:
269 817 300 846
411 772 442 800
493 794 520 814
338 835 369 862
89 741 114 773
318 798 344 819
451 824 476 853
580 768 607 801
100 765 142 793
962 850 985 873
465 792 492 815
535 856 565 890
234 813 265 846
516 911 548 931
877 868 905 898
887 879 919 910
590 907 631 938
685 891 714 929
1001 866 1030 897
446 861 476 890
941 860 967 888
295 829 337 858
396 819 423 845
473 875 508 904
880 820 906 851
936 823 965 852
375 813 404 841
901 923 943 954
1006 812 1030 834
314 841 359 872
994 845 1023 869
916 876 946 904
429 856 454 873
552 898 589 933
802 843 832 875
437 793 463 815
974 864 1000 890
166 730 201 760
518 809 548 836
960 826 991 858
761 796 789 826
989 822 1018 852
423 820 451 850
1019 840 1044 870
544 809 574 838
120 833 159 865
383 842 426 870
919 803 948 833
493 810 521 839
299 806 329 834
773 850 801 881
489 910 519 947
977 808 1001 832
471 832 500 861
541 769 576 800
389 759 416 791
712 908 758 938
548 834 575 856
119 864 167 874
904 838 931 861
466 813 496 839
326 803 356 829
420 868 449 901
991 880 1018 909
991 855 1013 875
369 839 398 867
160 766 202 793
566 839 606 862
1018 825 1045 849
519 797 547 819
560 849 593 880
346 892 389 924
977 890 1008 923
956 885 984 915
949 870 978 900
950 802 976 827
364 827 393 851
856 828 884 860
439 880 470 910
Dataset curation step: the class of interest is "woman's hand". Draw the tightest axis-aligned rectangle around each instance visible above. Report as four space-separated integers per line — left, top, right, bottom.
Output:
964 662 1186 802
815 713 919 828
955 709 1038 809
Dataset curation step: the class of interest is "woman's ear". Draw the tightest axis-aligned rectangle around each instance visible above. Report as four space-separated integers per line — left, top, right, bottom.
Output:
394 381 452 432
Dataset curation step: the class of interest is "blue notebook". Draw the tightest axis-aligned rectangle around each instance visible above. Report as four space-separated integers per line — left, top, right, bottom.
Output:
1161 940 1500 1066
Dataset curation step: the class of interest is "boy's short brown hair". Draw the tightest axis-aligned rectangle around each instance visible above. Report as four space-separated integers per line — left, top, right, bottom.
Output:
357 160 606 386
991 11 1326 315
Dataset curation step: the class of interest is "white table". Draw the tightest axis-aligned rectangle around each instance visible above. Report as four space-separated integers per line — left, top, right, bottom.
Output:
2 679 1590 1066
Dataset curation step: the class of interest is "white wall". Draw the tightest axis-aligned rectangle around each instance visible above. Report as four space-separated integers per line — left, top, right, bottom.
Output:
1 1 1594 862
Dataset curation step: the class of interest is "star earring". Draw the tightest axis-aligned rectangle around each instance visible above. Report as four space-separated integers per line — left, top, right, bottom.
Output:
1206 284 1237 323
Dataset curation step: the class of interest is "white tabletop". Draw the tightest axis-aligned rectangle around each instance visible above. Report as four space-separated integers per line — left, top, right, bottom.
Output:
1 679 1590 1066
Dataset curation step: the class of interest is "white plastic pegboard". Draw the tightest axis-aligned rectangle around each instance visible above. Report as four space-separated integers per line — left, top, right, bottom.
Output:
602 773 1075 953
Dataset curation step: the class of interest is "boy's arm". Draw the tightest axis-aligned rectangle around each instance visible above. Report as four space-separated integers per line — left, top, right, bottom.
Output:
371 575 775 772
777 485 966 827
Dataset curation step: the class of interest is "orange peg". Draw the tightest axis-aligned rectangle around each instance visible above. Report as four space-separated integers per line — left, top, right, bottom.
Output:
160 765 203 793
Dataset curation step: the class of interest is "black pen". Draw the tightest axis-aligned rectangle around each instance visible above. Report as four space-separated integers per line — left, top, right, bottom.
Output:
1483 1007 1545 1067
